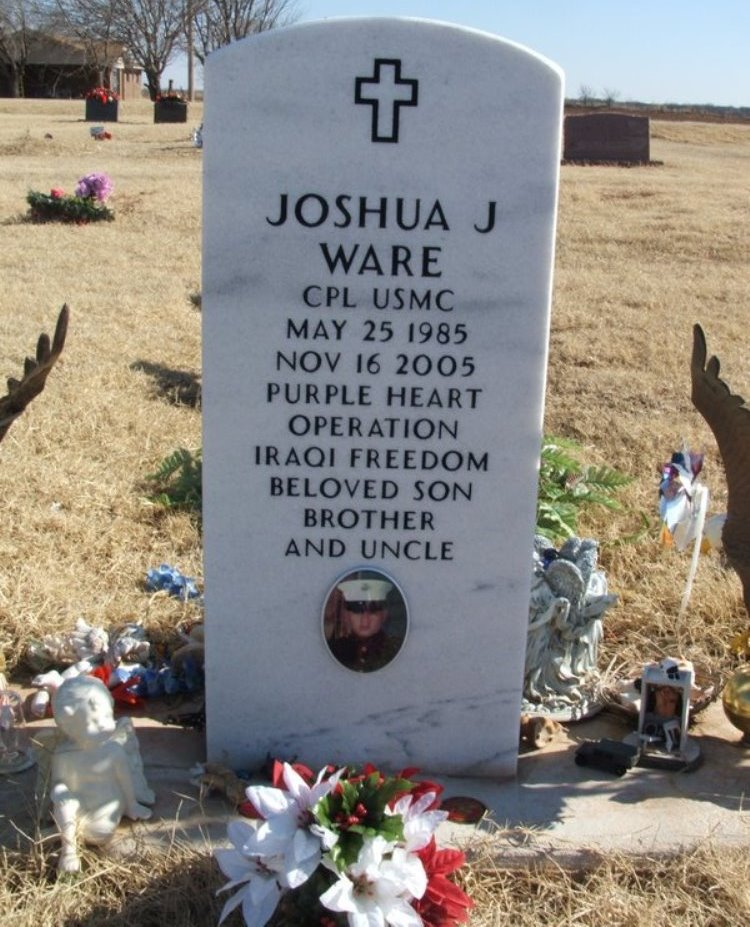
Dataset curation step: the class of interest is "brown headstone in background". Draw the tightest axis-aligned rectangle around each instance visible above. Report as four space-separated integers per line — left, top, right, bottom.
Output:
564 113 650 163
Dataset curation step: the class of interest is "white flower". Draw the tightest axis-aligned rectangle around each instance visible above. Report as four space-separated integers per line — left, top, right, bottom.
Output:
390 791 448 852
215 820 287 927
320 835 427 927
242 763 342 888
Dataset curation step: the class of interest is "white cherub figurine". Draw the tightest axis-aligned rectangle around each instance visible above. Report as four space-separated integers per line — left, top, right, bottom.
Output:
50 675 155 872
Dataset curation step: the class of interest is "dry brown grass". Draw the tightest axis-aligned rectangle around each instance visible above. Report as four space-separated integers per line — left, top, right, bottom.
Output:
0 99 203 669
461 838 750 926
2 839 750 927
0 843 222 927
549 119 750 680
1 101 750 923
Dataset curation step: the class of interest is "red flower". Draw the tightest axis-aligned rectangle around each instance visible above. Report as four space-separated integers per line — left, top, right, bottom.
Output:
414 838 474 927
392 767 444 809
270 758 315 787
50 187 64 199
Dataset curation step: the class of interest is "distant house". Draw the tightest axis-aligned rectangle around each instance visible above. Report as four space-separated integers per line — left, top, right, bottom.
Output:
0 32 142 100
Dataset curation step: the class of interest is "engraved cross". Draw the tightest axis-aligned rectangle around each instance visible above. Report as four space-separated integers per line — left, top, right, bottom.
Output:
355 59 419 143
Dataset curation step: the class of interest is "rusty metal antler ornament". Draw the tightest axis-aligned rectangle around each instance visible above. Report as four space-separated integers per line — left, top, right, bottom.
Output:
691 324 750 742
691 324 750 614
0 304 69 444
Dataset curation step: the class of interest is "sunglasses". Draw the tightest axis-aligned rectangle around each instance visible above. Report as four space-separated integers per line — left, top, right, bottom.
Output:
345 601 386 613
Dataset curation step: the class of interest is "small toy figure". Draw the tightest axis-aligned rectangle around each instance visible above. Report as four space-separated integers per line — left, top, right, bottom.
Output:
50 676 155 872
519 713 562 750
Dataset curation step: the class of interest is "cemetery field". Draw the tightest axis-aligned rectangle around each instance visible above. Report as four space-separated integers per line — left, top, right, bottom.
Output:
1 99 750 924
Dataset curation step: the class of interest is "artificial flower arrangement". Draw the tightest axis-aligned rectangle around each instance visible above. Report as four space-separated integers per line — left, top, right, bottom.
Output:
26 172 114 223
85 86 119 104
216 760 474 927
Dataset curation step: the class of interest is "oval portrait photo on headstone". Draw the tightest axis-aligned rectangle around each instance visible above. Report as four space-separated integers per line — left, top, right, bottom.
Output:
323 569 408 673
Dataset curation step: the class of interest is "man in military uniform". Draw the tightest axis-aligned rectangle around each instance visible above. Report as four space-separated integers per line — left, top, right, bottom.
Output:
328 578 404 672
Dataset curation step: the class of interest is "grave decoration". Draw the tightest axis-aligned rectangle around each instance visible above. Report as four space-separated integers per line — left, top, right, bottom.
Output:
30 625 202 710
85 87 119 122
26 172 114 223
657 444 712 620
0 683 34 775
691 324 750 743
25 604 204 717
0 305 68 444
50 675 155 872
154 91 188 123
722 666 750 743
146 562 201 600
580 659 702 776
624 658 701 769
203 18 564 778
691 324 750 616
215 760 473 927
523 536 617 720
658 446 706 550
575 738 639 778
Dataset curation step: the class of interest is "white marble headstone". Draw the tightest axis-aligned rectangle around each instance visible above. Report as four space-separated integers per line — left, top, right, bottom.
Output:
203 18 563 777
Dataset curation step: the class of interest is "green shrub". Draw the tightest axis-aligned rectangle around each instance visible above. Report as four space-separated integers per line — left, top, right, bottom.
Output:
146 447 202 513
536 436 631 540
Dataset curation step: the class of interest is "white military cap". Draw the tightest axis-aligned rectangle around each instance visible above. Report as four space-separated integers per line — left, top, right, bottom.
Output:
337 579 392 602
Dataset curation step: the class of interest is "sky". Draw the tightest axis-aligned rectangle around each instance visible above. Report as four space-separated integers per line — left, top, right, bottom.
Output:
164 0 749 108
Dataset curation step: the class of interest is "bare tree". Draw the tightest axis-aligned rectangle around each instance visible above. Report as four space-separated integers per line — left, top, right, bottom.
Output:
45 0 124 87
603 87 620 108
111 0 184 98
191 0 298 65
0 0 41 95
578 83 594 107
51 0 184 98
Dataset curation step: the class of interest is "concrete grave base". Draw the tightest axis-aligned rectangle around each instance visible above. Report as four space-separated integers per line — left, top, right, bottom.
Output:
3 699 749 864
